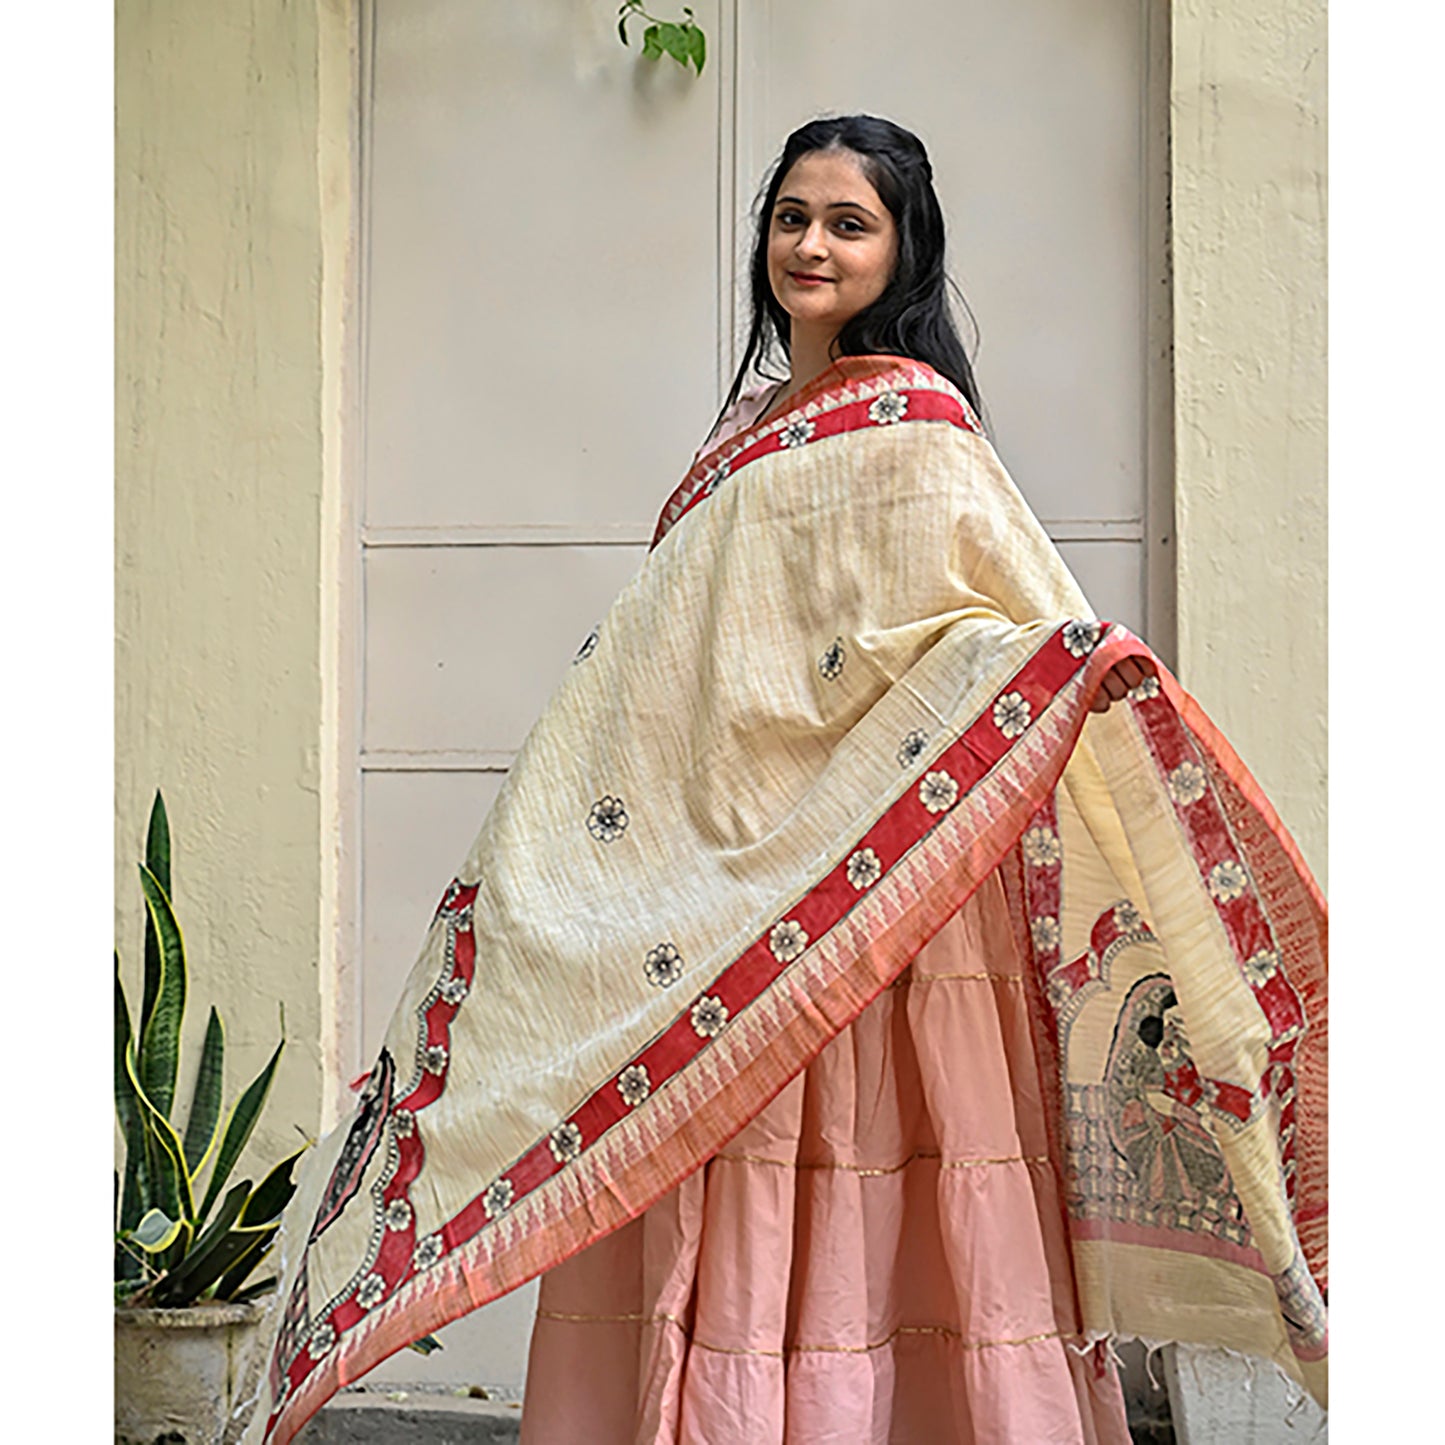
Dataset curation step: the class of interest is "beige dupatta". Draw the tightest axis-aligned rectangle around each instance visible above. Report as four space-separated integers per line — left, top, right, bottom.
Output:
245 357 1326 1442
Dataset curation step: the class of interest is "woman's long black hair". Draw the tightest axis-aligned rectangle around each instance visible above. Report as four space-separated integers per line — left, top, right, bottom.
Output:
719 114 986 429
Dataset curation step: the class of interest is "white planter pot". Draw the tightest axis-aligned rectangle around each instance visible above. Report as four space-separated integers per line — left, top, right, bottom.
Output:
115 1300 266 1445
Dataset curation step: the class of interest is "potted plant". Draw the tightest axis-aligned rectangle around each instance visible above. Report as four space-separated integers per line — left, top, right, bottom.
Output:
115 791 303 1445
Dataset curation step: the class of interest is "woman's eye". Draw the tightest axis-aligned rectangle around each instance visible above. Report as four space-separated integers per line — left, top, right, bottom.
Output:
835 218 864 234
776 210 804 226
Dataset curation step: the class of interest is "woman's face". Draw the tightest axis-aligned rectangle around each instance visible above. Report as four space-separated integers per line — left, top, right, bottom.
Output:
766 149 898 342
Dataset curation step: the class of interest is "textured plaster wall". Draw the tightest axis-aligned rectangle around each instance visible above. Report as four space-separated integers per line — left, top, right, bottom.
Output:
1170 0 1327 886
115 0 331 1172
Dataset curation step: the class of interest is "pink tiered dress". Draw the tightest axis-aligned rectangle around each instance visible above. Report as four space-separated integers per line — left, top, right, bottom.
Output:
518 387 1133 1445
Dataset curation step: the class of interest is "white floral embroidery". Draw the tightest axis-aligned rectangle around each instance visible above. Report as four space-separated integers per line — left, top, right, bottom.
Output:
896 728 929 768
617 1064 651 1107
308 1322 336 1358
356 1273 387 1310
391 1109 416 1139
1031 915 1061 953
690 996 729 1039
1113 901 1142 933
1167 761 1208 806
1021 826 1062 868
919 770 959 814
780 418 816 448
868 390 908 425
1047 975 1071 1011
1062 620 1103 658
846 848 882 890
549 1121 583 1164
1207 859 1250 903
440 975 468 1006
587 795 629 843
769 919 809 963
413 1234 444 1271
993 691 1032 739
483 1178 514 1219
384 1198 413 1232
572 627 600 665
818 637 846 681
1243 949 1280 988
703 459 731 495
644 942 685 988
422 1043 448 1075
1129 675 1161 701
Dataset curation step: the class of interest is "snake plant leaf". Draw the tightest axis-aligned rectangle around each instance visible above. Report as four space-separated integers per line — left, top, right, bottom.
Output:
114 961 150 1229
239 1147 305 1228
140 791 171 1036
137 863 187 1121
153 1218 279 1308
197 1035 285 1224
149 1179 251 1306
182 1007 226 1176
132 1207 182 1253
211 1228 277 1301
229 1274 279 1306
125 1037 196 1226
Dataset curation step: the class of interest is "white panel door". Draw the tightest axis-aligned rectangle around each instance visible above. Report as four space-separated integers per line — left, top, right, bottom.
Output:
355 0 1167 1390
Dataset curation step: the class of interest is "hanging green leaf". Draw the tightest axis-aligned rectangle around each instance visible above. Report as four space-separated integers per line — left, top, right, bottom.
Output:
131 1208 183 1254
239 1147 305 1228
137 863 187 1120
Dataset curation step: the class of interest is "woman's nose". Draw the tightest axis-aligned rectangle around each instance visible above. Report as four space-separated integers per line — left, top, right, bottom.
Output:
795 221 828 259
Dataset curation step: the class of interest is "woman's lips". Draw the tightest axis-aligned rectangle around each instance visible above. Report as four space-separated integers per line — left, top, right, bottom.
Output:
789 272 832 286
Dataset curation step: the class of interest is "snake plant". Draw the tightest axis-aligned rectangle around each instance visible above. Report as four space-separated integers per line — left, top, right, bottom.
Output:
115 790 302 1308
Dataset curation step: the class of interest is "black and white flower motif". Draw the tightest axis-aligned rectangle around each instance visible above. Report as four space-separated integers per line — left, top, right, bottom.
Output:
1031 915 1061 953
483 1177 514 1219
644 942 685 988
413 1234 444 1271
780 418 816 448
846 847 882 890
919 769 959 815
356 1272 387 1310
1207 859 1250 903
703 459 731 495
308 1322 337 1359
422 1043 448 1075
1167 761 1209 806
1129 675 1161 701
868 390 909 425
896 728 929 768
384 1198 413 1232
690 995 729 1039
573 627 600 665
1021 826 1062 868
617 1064 651 1108
993 691 1032 739
1046 975 1071 1012
1113 901 1142 933
549 1121 583 1164
818 637 846 681
391 1109 416 1139
1243 948 1280 988
1062 620 1103 658
769 919 809 963
587 795 629 844
440 975 469 1006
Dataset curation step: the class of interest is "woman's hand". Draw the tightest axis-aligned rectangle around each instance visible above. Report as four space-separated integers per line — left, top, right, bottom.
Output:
1090 656 1156 714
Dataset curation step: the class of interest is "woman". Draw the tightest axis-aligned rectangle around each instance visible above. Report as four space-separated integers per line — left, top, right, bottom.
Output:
246 118 1326 1445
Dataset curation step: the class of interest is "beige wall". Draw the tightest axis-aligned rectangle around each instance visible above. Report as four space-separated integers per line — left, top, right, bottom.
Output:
115 0 353 1170
114 0 1327 1184
1170 0 1327 885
